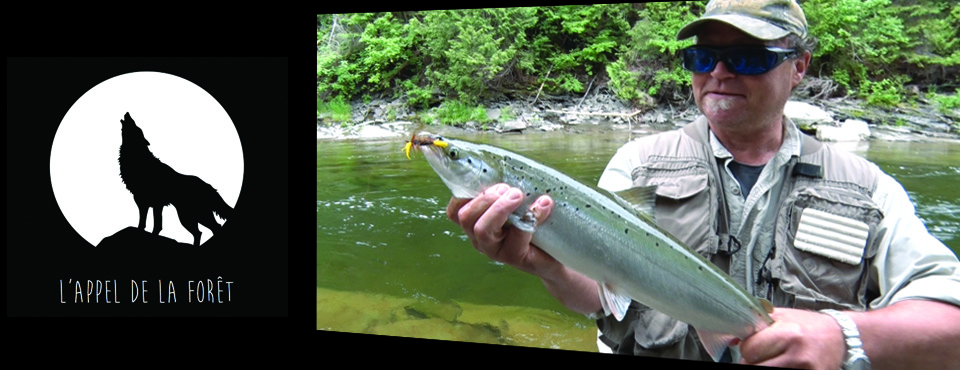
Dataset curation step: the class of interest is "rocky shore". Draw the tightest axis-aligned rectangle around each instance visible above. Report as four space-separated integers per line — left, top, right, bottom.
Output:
317 89 960 142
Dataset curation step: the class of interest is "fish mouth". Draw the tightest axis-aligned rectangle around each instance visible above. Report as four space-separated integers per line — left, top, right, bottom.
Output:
413 137 449 172
403 132 445 159
417 139 444 160
410 135 493 199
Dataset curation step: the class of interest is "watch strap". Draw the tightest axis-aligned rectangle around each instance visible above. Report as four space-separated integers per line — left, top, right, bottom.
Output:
820 309 872 370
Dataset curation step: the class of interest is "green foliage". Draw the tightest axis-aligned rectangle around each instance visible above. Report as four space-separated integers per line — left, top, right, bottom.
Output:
558 75 584 93
317 3 959 113
806 0 910 100
862 77 908 107
804 0 958 106
605 59 644 103
899 2 960 70
537 4 636 94
400 79 432 110
317 13 422 103
607 2 700 105
357 13 416 88
420 9 536 104
499 105 516 123
317 95 353 124
932 89 960 115
831 69 853 92
430 100 491 126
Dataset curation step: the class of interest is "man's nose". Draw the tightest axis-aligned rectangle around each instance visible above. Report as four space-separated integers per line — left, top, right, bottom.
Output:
710 60 737 80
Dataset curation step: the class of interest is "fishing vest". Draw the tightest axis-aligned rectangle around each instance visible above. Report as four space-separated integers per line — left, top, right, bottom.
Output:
597 116 885 360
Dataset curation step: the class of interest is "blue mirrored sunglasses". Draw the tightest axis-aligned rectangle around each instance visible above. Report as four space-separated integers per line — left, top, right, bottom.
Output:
681 46 799 75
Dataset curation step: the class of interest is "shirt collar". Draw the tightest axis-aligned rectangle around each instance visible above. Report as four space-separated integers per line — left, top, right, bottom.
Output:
708 116 802 163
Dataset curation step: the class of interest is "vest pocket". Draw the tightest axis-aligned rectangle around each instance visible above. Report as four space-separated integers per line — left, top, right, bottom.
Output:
771 187 884 310
631 161 715 256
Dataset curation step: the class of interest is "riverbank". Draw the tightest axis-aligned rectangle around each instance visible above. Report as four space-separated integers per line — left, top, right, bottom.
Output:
317 89 960 142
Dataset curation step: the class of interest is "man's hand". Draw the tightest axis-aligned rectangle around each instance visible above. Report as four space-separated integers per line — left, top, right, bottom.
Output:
739 300 960 370
446 183 559 277
739 307 845 369
445 183 604 316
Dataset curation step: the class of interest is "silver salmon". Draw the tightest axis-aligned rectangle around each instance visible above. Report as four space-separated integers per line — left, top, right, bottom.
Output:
406 132 773 360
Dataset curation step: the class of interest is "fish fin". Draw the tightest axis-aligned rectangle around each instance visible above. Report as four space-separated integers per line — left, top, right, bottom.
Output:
508 210 537 233
694 327 738 362
760 298 774 314
598 282 632 321
611 185 658 221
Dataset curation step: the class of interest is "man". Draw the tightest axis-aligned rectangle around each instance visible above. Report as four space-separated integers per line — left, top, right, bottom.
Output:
446 0 960 368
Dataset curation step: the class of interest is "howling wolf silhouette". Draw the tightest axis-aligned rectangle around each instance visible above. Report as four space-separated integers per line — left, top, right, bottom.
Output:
119 112 231 246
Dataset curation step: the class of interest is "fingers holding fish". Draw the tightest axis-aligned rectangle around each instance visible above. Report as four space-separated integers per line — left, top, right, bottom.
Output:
739 307 846 369
443 183 558 274
528 195 553 228
505 195 558 276
473 187 524 255
445 197 471 224
446 184 512 252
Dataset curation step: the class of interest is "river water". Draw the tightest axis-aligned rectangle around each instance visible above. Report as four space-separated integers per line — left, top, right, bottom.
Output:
316 129 959 350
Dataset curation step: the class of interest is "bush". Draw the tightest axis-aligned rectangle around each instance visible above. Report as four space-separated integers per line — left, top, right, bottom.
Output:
932 89 960 115
428 100 491 126
607 2 700 106
862 77 908 107
898 2 960 86
804 0 958 106
317 95 352 125
537 4 636 94
317 13 421 103
420 8 537 104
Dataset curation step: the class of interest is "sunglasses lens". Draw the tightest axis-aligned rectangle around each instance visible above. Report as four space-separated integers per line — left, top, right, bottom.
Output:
728 48 776 75
683 48 718 73
681 47 794 75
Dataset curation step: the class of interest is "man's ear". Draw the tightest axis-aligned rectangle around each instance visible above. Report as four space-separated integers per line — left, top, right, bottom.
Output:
792 51 812 88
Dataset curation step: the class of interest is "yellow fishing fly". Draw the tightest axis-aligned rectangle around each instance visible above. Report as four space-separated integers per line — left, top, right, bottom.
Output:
403 134 447 159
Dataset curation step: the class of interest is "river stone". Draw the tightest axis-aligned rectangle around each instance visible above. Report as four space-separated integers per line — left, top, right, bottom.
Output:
785 101 834 127
538 120 563 132
841 119 870 138
486 108 501 121
816 119 871 142
499 119 527 132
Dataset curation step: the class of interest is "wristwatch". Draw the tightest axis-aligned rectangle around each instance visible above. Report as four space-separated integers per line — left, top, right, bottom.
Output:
820 309 872 370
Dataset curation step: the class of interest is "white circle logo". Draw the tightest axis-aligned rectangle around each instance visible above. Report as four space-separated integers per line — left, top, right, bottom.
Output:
50 71 244 247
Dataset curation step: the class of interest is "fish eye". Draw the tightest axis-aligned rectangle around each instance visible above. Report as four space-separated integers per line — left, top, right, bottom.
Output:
448 148 459 160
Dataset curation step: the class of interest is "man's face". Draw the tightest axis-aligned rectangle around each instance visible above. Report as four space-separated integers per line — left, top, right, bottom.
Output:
692 22 808 134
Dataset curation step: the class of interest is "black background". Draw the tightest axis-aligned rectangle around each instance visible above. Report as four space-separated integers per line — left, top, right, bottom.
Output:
6 57 288 317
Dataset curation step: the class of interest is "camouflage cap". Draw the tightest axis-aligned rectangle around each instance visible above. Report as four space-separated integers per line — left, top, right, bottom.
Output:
677 0 808 41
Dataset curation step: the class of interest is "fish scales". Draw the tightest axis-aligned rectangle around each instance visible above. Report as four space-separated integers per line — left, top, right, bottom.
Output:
411 133 772 360
499 145 753 323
